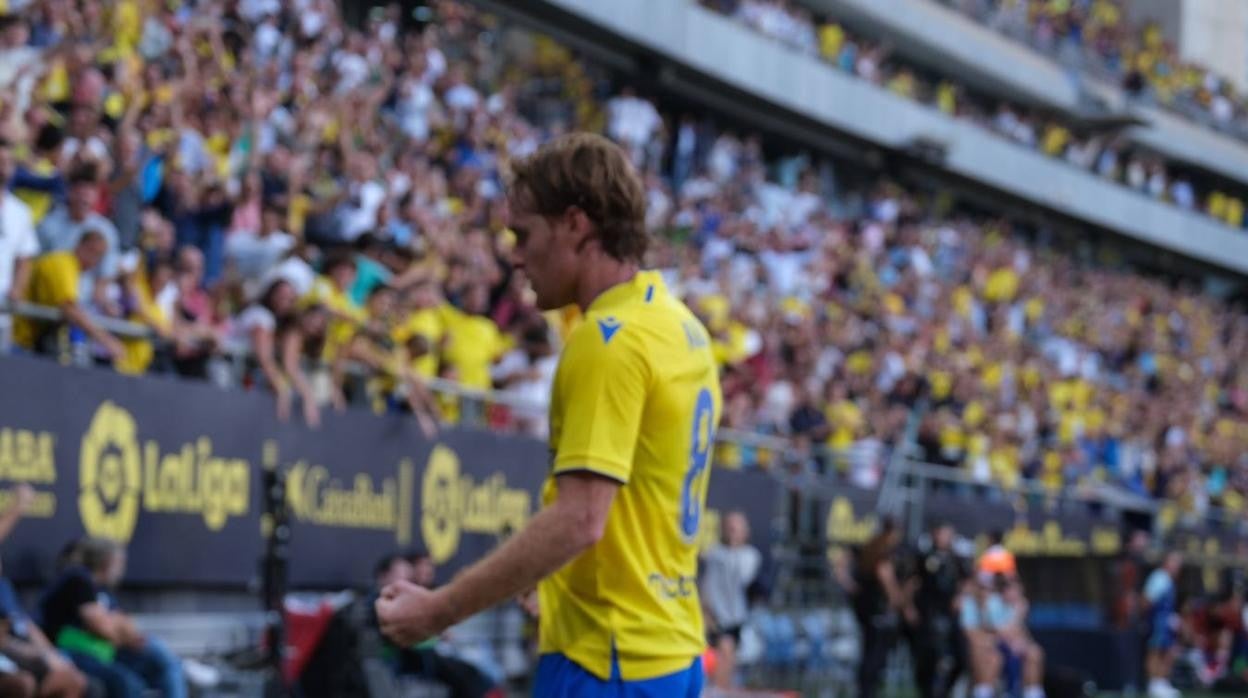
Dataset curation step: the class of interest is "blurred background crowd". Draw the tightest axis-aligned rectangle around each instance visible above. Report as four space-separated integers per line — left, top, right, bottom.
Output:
701 0 1248 232
941 0 1248 141
0 0 1246 523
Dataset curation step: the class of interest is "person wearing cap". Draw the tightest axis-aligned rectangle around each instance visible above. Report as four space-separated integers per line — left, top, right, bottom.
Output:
978 530 1017 580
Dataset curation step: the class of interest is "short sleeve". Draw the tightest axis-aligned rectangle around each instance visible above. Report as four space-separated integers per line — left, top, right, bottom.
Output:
744 547 762 583
8 200 38 258
63 571 97 610
550 322 651 483
44 255 79 306
1144 570 1169 603
960 598 978 629
240 306 276 334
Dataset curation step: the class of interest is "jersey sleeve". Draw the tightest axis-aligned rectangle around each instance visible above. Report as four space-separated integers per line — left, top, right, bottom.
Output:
960 597 979 630
44 255 80 306
550 322 651 483
1144 570 1170 604
11 203 38 258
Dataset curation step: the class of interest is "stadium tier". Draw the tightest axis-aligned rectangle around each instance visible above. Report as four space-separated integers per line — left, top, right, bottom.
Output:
0 0 1246 696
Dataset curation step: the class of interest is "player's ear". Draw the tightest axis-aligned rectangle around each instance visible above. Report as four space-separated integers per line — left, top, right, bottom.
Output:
565 205 595 253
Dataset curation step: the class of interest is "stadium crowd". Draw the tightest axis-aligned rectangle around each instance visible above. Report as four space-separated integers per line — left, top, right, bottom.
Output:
938 0 1248 143
700 0 1248 232
0 0 1245 522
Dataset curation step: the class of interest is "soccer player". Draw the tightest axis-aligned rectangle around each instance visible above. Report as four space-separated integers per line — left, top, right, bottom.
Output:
376 132 722 697
1143 551 1183 698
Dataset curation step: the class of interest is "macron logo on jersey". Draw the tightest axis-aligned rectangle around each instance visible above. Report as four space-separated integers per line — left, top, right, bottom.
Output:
597 317 622 344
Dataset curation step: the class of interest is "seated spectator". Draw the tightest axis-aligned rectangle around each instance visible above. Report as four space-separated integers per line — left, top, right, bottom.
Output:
997 578 1046 698
0 660 36 698
0 490 90 698
11 231 123 361
38 538 185 698
371 554 498 698
960 575 1005 698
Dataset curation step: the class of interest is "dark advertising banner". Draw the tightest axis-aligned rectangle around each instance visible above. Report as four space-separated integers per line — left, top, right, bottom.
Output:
0 356 268 585
0 355 782 590
817 483 1123 558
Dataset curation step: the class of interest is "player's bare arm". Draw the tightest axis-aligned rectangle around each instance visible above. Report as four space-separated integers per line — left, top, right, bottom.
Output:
376 471 618 645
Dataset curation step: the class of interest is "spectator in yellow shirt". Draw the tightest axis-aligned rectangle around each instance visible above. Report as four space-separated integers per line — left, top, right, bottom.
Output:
13 231 124 361
818 22 845 61
441 284 510 420
307 251 366 361
339 285 439 436
394 280 447 380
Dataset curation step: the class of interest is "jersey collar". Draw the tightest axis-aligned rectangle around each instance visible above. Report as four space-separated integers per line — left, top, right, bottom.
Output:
586 270 665 314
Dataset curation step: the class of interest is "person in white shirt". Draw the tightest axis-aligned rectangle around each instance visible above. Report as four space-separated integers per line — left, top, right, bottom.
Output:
606 87 661 168
491 320 559 437
37 168 120 283
442 66 481 116
226 204 297 300
700 511 762 690
0 135 39 349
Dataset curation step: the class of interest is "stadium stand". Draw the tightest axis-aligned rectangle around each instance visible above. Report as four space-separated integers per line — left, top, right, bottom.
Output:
703 0 1248 232
935 0 1248 143
0 0 1247 695
1 0 1245 509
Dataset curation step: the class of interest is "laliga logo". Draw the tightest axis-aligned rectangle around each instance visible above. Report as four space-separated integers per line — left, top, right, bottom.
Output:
421 445 532 564
78 402 142 542
76 402 250 543
421 445 462 565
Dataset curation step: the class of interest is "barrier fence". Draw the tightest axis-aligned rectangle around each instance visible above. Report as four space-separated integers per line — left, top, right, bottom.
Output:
0 304 1245 596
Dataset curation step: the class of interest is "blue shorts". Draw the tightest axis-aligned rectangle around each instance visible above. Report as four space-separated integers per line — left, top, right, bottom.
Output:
1149 623 1175 651
532 653 703 698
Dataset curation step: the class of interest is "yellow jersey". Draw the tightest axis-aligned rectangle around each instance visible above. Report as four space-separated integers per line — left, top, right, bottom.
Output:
13 251 80 350
440 305 508 390
539 270 722 680
392 307 446 379
305 277 365 361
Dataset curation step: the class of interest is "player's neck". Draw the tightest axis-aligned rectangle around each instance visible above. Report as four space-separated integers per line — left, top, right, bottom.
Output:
575 256 639 311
